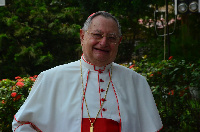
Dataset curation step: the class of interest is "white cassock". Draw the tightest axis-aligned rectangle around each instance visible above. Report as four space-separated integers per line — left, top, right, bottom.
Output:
12 56 163 132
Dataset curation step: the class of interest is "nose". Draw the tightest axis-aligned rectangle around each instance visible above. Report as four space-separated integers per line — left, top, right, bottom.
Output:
99 36 108 47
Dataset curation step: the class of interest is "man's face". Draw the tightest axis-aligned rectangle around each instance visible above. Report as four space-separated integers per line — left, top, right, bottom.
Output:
80 15 122 67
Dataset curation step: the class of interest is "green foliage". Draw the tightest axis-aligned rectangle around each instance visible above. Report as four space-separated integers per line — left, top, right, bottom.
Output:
1 0 200 79
0 75 37 131
123 56 200 131
0 0 83 79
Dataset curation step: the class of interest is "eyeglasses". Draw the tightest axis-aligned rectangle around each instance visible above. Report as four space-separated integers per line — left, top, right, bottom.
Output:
86 30 120 45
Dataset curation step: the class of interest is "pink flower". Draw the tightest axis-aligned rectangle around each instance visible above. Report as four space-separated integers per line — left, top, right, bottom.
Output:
168 90 174 95
33 75 38 78
15 76 21 80
157 72 162 75
13 95 22 101
185 86 189 90
17 79 24 82
1 100 5 104
11 92 17 98
129 64 135 69
29 77 36 82
168 56 173 60
16 81 24 88
149 74 154 77
10 86 16 91
138 19 143 24
179 90 185 97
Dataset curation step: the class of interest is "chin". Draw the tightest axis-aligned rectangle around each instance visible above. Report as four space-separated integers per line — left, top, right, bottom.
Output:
95 55 109 60
96 57 113 64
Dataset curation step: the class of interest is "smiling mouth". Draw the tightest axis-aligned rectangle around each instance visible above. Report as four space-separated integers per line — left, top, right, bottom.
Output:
94 48 109 53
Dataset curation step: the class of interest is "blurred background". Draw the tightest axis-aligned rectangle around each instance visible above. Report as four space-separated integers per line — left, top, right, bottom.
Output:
0 0 199 79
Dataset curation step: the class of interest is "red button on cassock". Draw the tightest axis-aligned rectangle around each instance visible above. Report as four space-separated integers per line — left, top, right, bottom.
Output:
101 89 105 92
102 108 107 111
101 98 107 102
100 79 104 82
99 70 103 74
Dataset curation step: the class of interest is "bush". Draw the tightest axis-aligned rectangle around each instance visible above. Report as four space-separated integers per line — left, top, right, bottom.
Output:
0 75 37 131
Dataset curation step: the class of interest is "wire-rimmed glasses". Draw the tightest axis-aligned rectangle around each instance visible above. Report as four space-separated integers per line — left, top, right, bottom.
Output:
86 30 120 45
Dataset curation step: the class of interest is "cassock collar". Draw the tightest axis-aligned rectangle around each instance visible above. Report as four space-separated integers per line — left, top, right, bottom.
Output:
81 55 112 73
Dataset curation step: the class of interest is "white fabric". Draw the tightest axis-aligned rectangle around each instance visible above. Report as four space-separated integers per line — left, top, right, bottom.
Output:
81 58 120 122
12 57 162 132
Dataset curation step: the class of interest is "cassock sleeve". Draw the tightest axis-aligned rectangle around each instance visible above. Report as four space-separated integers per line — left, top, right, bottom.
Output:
12 73 44 132
135 76 163 132
113 65 163 132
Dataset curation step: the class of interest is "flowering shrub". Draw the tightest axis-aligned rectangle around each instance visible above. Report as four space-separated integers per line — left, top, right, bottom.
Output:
0 75 37 131
124 56 200 131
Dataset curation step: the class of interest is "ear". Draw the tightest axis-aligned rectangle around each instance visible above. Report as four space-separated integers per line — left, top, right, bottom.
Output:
80 29 85 45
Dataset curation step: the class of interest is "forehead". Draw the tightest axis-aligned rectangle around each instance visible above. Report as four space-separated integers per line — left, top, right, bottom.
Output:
88 16 119 33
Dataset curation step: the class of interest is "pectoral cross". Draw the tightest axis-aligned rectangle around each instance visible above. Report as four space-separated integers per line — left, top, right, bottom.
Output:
90 123 93 132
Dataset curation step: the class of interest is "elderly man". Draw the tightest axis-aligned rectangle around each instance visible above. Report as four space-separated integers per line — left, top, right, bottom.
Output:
12 11 162 132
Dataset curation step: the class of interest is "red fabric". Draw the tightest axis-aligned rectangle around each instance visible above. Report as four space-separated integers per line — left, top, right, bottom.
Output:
82 118 120 132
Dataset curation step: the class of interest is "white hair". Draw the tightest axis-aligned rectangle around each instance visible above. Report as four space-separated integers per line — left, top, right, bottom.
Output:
82 11 122 36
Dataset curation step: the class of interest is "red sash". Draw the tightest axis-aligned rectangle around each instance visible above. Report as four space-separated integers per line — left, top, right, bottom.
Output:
82 118 120 132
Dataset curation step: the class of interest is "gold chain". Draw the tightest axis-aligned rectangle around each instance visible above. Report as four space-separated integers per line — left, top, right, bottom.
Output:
80 59 112 131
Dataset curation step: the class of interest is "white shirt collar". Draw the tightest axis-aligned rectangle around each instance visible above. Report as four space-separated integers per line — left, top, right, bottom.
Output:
81 55 112 73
